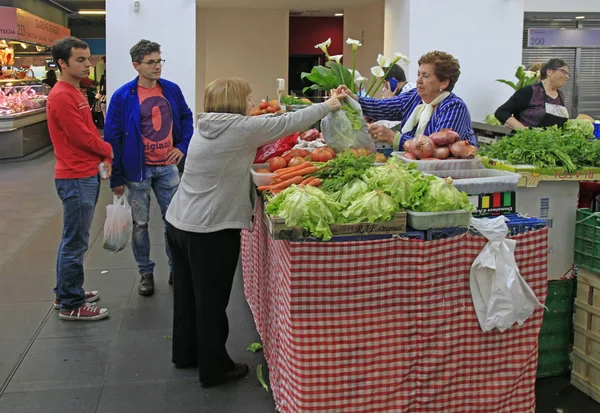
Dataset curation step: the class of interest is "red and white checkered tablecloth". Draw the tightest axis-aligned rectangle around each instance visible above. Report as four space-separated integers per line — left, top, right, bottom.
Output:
242 205 548 413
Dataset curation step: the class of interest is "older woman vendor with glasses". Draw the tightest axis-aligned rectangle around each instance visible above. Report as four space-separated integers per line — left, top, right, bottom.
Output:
338 50 476 149
495 58 570 130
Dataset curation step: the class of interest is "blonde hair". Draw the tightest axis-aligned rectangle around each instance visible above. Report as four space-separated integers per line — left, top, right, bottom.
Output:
204 77 252 115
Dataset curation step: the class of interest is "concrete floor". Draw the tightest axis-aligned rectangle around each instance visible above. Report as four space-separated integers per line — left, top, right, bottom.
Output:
0 151 598 412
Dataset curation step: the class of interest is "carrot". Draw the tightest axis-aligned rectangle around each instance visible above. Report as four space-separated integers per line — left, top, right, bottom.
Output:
256 185 272 191
307 178 322 187
268 175 303 191
275 166 318 181
300 177 316 185
273 161 312 176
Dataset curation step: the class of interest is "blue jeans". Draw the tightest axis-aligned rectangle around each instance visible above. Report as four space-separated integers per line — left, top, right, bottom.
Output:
55 175 100 310
127 164 180 275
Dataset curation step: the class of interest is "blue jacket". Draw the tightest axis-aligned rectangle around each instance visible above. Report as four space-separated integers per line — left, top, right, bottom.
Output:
104 77 194 188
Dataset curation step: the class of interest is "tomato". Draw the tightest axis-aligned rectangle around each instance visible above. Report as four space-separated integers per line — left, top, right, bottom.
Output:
250 109 261 116
349 148 359 157
272 104 281 111
374 153 387 163
269 99 279 107
255 168 271 173
311 147 335 162
266 106 277 113
287 157 305 167
259 101 269 110
357 148 372 157
268 156 287 171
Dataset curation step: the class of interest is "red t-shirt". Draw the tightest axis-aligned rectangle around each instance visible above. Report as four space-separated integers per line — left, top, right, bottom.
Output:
47 81 112 179
138 85 173 165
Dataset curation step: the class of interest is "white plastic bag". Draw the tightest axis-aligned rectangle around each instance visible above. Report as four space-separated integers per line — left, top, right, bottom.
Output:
103 195 133 253
470 216 545 332
320 98 376 153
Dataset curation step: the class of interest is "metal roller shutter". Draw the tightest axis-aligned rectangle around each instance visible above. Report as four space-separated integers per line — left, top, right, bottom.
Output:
578 48 600 120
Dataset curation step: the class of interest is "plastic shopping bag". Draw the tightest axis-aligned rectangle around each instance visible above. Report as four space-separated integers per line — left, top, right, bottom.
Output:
254 132 300 163
102 195 133 253
469 216 544 332
320 98 376 153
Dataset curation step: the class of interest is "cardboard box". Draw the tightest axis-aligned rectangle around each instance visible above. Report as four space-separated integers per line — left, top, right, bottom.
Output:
571 268 600 404
265 211 407 241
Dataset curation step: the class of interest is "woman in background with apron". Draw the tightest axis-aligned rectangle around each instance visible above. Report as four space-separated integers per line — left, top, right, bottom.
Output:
495 58 570 130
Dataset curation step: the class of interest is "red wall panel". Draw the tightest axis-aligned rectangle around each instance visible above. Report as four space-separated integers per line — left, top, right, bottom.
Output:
289 17 344 56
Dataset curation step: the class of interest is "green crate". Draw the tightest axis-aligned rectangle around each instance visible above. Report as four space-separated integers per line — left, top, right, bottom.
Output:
537 279 575 378
574 209 600 274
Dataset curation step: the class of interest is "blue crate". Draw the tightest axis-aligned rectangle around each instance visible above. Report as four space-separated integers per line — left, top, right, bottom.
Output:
505 214 547 236
426 228 468 241
293 230 425 243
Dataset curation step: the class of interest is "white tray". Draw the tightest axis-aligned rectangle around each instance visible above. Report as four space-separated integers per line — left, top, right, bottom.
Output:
407 209 472 230
250 163 274 187
392 151 483 171
424 169 520 194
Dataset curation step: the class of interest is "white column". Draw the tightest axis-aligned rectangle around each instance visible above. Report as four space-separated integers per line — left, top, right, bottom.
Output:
384 0 525 122
105 0 197 115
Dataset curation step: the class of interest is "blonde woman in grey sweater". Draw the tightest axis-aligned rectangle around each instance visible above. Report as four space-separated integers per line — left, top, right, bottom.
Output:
165 77 341 388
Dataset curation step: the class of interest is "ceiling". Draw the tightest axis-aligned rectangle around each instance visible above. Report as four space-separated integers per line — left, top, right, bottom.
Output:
524 11 600 21
42 0 105 27
195 0 376 8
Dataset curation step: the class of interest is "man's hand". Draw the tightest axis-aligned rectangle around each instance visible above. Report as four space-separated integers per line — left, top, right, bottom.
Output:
368 124 396 145
100 161 112 180
166 148 184 165
111 186 125 196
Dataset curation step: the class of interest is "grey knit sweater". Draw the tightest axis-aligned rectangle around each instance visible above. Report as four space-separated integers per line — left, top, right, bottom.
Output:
166 103 330 233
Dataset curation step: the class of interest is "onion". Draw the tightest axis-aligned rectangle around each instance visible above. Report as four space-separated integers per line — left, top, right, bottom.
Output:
411 135 435 159
403 140 411 152
430 129 460 146
433 146 450 159
403 152 417 160
449 141 476 159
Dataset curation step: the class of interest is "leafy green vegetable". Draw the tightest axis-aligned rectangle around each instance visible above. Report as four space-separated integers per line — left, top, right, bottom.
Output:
410 176 474 212
265 185 341 241
478 125 600 172
257 364 269 392
300 60 353 95
343 190 399 223
342 102 363 131
485 114 502 126
247 342 263 353
564 119 594 138
333 178 370 208
362 158 420 208
280 95 311 105
313 151 376 193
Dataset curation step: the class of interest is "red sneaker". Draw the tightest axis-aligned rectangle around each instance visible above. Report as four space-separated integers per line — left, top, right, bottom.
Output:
59 304 109 321
54 291 100 309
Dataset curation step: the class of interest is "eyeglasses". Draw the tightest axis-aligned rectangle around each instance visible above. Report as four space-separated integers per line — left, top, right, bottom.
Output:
140 59 165 67
555 68 569 76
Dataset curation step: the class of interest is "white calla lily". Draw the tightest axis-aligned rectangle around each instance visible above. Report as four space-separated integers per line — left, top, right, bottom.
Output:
346 38 362 50
377 54 392 68
328 55 343 63
371 66 385 78
394 52 410 65
314 38 332 55
356 76 367 83
524 70 537 79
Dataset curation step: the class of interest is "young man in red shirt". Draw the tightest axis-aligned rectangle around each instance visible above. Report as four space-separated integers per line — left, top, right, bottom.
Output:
47 37 113 321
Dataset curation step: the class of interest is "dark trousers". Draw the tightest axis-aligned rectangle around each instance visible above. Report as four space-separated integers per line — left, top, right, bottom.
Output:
166 223 241 382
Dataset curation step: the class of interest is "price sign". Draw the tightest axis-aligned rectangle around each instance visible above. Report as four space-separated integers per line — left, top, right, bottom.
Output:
528 28 600 48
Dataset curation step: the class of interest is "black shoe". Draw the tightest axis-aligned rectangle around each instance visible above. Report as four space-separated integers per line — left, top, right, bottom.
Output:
138 273 155 296
168 272 173 285
201 363 249 388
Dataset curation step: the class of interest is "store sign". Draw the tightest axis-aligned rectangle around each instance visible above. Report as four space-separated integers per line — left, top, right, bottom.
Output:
528 28 600 48
0 7 70 46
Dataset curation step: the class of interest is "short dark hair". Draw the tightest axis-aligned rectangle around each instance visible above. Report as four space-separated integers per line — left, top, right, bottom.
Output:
418 51 461 92
130 40 161 63
385 64 407 82
51 36 88 71
540 58 568 80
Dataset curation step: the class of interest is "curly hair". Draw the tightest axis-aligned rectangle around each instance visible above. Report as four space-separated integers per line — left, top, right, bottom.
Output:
418 51 461 92
130 39 161 63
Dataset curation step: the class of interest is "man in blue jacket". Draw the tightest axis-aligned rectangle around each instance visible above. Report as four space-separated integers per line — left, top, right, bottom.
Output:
105 39 193 296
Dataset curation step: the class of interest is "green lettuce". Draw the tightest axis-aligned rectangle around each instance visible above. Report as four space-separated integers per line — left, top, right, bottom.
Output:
265 185 341 240
410 176 474 212
362 158 421 208
564 119 594 138
333 178 370 208
343 190 399 223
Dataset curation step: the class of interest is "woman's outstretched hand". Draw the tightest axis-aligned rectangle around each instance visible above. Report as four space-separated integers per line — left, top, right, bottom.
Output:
335 85 358 101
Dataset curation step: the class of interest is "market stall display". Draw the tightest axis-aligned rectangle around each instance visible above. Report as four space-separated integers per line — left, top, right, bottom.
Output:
241 202 548 413
0 79 51 159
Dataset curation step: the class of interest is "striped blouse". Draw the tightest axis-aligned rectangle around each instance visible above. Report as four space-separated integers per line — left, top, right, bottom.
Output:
359 88 477 149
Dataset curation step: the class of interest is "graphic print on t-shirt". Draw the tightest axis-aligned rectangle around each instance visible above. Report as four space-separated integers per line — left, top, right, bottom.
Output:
139 85 173 165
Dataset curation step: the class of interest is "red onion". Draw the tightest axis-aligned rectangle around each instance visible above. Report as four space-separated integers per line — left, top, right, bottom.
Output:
433 146 450 159
430 129 460 146
411 135 435 159
450 141 477 159
403 140 411 152
403 152 417 160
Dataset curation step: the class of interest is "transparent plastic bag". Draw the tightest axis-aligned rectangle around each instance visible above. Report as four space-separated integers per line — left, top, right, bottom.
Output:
103 195 133 253
320 98 375 153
